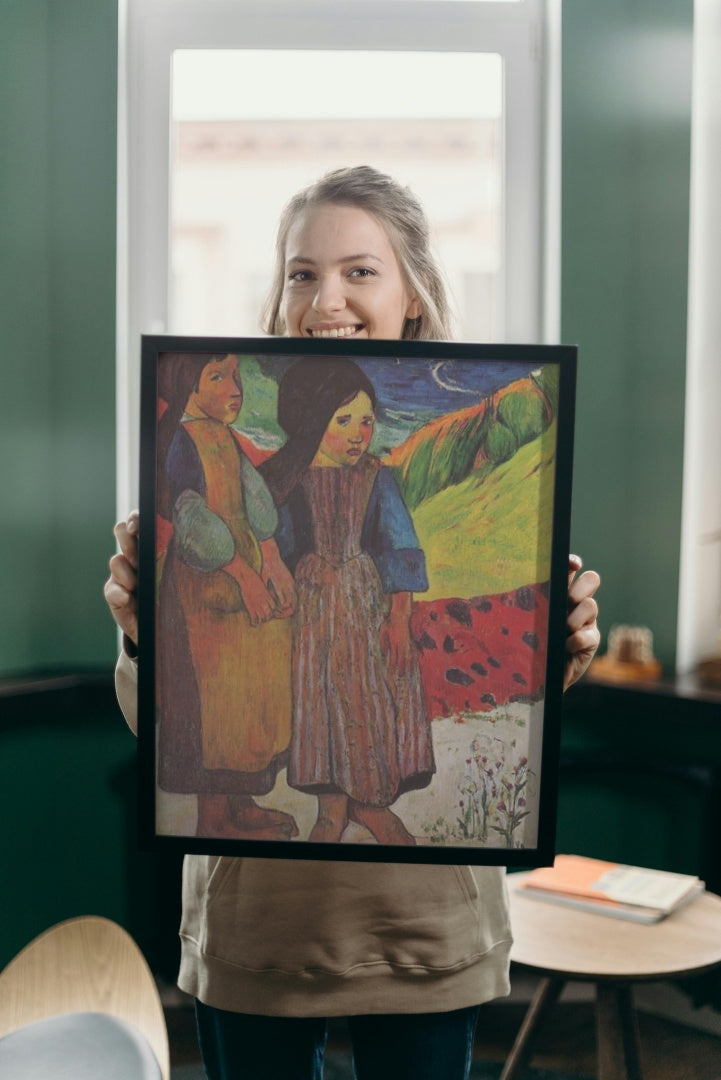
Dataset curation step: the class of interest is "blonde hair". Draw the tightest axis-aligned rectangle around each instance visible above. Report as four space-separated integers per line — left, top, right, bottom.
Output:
262 165 454 341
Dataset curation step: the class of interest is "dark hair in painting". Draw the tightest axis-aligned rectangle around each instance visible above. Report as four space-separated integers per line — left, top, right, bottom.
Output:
259 357 377 506
156 352 231 519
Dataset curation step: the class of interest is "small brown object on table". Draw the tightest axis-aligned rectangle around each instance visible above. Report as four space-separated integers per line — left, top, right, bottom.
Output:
590 624 662 684
502 873 721 1080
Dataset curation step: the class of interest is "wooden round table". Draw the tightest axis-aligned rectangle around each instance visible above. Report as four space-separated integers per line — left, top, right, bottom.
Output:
503 873 721 1080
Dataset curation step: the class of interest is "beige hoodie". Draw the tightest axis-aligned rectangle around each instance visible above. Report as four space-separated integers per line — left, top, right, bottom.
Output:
116 650 512 1016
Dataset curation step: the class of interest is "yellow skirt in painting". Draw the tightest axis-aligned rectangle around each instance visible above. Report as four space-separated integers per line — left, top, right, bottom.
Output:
174 563 292 774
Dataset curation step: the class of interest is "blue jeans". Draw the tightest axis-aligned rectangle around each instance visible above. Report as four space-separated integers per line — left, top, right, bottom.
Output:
195 1000 481 1080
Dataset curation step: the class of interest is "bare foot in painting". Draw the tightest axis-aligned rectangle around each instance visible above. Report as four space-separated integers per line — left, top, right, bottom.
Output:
197 795 296 840
349 803 416 846
308 794 348 843
228 795 299 837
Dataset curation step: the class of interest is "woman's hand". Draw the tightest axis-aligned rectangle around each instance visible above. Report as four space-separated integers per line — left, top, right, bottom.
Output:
564 554 601 691
104 511 140 646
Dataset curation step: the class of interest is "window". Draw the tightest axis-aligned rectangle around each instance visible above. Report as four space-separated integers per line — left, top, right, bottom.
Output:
169 49 503 340
117 0 556 509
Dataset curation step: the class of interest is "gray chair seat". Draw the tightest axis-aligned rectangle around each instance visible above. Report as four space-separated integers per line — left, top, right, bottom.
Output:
0 1011 162 1079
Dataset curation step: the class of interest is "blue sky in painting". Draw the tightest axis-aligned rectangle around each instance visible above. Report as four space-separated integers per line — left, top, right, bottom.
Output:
352 356 541 454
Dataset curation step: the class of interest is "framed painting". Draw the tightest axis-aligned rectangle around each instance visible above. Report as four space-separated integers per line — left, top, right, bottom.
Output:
138 336 576 865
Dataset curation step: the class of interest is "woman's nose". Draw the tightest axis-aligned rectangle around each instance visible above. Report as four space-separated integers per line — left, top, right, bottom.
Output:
312 274 345 314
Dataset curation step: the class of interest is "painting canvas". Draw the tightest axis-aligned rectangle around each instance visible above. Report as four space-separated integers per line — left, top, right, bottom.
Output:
138 336 576 865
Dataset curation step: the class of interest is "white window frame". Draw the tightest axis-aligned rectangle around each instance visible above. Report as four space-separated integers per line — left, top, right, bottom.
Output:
116 0 558 512
676 0 721 674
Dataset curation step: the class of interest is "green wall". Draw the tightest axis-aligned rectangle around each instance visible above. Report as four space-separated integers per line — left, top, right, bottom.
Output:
558 683 721 886
0 0 118 675
562 0 693 669
0 0 138 969
0 682 183 974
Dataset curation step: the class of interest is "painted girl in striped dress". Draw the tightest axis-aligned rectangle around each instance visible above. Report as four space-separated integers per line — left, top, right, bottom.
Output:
260 357 435 846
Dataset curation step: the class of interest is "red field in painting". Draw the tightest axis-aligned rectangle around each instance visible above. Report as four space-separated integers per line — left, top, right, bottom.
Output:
410 584 549 718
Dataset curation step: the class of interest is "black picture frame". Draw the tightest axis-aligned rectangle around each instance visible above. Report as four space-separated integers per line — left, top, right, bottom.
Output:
138 335 576 865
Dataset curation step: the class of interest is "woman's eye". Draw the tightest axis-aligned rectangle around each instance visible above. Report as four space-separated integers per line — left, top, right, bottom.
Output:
349 267 374 279
288 269 313 283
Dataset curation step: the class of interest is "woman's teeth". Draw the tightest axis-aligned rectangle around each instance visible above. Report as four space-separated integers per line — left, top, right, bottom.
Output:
310 326 359 338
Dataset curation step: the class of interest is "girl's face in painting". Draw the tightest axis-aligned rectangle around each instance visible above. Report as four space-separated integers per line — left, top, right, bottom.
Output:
281 203 421 341
186 355 243 424
313 391 375 468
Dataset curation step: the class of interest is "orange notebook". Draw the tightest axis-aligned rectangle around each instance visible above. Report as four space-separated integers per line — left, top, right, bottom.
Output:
517 854 704 923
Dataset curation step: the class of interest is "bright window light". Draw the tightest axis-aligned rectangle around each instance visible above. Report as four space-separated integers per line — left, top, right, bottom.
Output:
170 50 504 341
172 50 503 121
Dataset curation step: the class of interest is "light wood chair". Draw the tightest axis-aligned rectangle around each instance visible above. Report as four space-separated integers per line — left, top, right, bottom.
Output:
0 915 169 1079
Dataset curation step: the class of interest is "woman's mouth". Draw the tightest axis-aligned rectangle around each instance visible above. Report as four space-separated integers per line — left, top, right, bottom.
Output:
307 324 363 339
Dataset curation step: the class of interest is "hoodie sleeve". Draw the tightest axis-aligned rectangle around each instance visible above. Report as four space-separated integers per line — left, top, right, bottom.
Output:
115 647 139 736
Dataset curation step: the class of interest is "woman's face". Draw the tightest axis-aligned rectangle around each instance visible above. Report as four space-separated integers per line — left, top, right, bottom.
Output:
313 390 375 468
281 203 421 341
186 354 243 424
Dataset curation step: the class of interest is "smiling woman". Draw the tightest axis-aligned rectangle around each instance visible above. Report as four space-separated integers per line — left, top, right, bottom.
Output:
280 204 422 341
263 169 450 342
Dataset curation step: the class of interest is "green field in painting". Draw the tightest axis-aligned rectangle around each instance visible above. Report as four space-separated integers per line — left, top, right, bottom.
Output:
413 421 558 601
236 355 285 446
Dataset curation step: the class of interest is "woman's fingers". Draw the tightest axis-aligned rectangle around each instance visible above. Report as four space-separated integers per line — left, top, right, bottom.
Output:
104 512 140 644
113 511 139 568
103 572 139 643
564 559 601 689
567 571 601 627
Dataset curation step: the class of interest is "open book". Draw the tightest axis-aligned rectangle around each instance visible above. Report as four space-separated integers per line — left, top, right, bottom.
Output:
516 854 705 923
